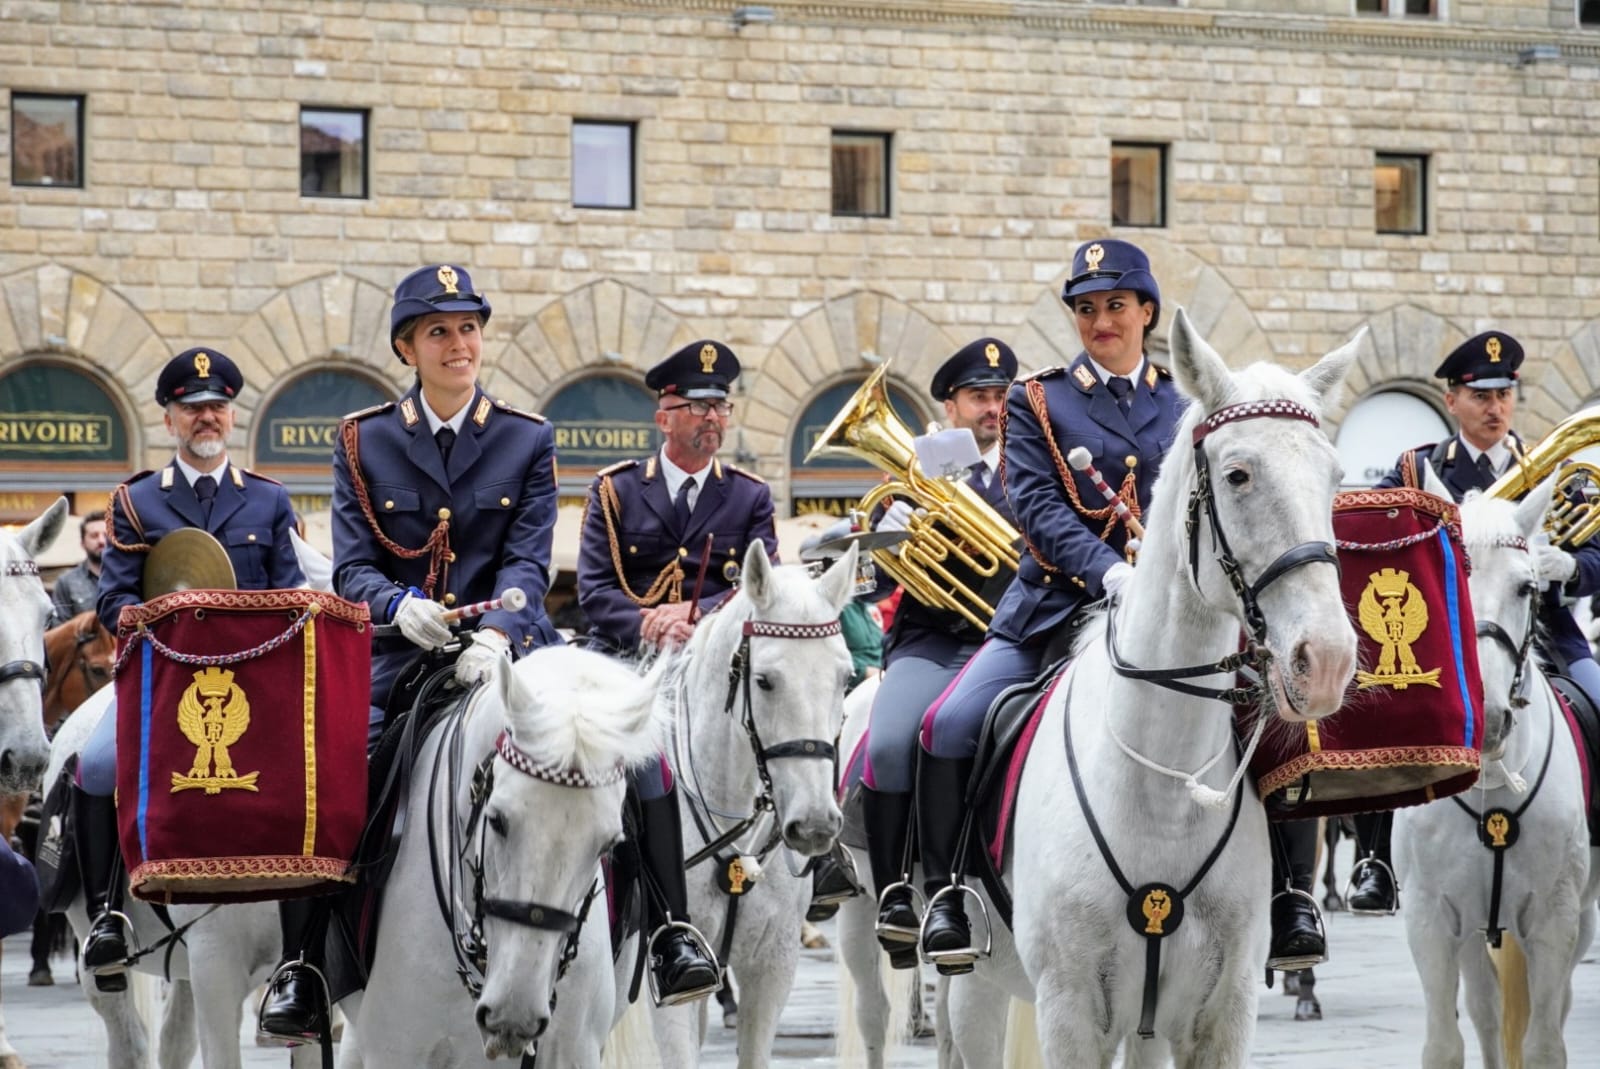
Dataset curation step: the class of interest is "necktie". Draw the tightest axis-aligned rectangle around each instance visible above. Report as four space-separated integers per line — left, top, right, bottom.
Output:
1106 376 1133 415
674 476 696 530
970 461 991 490
436 426 456 468
194 474 217 523
1476 452 1498 486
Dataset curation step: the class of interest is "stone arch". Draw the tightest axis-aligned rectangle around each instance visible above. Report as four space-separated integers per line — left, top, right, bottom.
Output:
749 291 956 482
490 279 703 411
1328 304 1467 433
1022 236 1272 372
0 263 166 466
1524 319 1600 438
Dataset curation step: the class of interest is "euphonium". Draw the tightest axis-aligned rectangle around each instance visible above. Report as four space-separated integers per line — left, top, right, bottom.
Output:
804 361 1021 630
1486 407 1600 548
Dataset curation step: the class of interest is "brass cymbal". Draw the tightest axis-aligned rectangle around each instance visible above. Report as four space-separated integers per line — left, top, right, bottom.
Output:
142 527 237 599
814 528 909 557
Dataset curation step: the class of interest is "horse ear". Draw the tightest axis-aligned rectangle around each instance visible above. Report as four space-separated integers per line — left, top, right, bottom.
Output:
815 542 859 615
1514 476 1557 540
1167 307 1234 412
1298 328 1364 414
741 539 775 610
18 497 69 560
496 653 535 722
1420 462 1452 502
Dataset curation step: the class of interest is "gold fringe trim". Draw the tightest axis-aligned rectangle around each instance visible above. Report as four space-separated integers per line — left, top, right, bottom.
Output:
302 612 318 857
121 588 370 630
1257 745 1480 799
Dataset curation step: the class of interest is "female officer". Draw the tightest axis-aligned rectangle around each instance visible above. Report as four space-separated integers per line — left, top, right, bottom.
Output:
914 239 1184 973
259 264 563 1042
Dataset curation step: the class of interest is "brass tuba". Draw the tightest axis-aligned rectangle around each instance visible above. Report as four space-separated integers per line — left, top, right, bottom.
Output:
1486 408 1600 548
804 361 1021 629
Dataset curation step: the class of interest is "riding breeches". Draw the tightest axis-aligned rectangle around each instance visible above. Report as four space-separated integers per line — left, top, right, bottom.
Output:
631 753 673 801
78 696 118 796
864 645 975 793
922 636 1044 760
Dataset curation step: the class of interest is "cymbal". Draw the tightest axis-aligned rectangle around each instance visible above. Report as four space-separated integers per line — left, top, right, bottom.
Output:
812 529 909 557
142 527 237 599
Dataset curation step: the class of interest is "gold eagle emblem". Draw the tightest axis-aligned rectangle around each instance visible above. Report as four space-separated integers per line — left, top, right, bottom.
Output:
171 666 260 794
1085 243 1105 272
984 342 1001 368
1486 336 1502 363
436 265 460 294
700 343 718 374
1142 888 1172 935
193 351 211 378
1355 568 1442 690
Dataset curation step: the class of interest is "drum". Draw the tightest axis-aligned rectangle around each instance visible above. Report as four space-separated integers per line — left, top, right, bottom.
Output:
114 589 371 903
1249 488 1483 819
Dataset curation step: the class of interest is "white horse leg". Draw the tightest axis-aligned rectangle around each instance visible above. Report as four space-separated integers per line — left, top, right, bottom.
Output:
731 932 800 1069
1030 972 1114 1069
1459 940 1503 1069
835 887 893 1069
157 978 198 1069
82 976 150 1069
1119 1033 1172 1069
1170 954 1257 1069
648 1000 700 1069
1519 924 1580 1069
1403 897 1466 1069
934 975 961 1069
946 976 1008 1068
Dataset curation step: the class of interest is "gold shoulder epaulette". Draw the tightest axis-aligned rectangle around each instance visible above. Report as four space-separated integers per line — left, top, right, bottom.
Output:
343 401 394 422
597 459 639 477
493 398 548 423
238 467 283 487
1019 366 1063 382
727 464 766 485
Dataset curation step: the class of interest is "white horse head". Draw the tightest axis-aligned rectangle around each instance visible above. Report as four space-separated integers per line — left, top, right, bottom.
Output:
1146 309 1361 720
678 539 858 857
1454 477 1554 758
0 495 69 792
467 646 664 1058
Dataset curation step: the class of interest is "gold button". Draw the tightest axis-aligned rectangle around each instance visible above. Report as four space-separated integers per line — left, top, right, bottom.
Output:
438 507 451 521
500 496 511 507
679 547 688 558
446 551 457 563
629 545 638 554
728 547 736 556
384 500 395 510
1126 456 1138 469
1043 575 1052 584
443 593 457 607
247 533 256 542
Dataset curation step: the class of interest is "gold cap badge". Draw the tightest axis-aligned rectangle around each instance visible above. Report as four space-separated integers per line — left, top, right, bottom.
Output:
1486 336 1502 363
700 343 718 374
1085 243 1105 272
985 342 1001 368
193 351 212 378
436 265 459 295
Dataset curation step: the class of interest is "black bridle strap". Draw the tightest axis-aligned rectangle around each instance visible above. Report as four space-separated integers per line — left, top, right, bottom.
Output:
0 660 45 692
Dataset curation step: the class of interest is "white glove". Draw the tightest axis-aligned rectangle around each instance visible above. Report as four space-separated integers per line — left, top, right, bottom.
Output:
877 500 916 535
1102 562 1135 602
1535 544 1578 586
289 529 333 593
394 592 451 650
455 628 510 687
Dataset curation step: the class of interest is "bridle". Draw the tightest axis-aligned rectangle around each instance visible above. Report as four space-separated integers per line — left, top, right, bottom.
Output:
1473 534 1537 716
1110 399 1340 706
0 560 48 696
679 617 844 869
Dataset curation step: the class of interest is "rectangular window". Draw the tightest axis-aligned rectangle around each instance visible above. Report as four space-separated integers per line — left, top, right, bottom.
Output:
1356 0 1436 14
300 108 367 199
1582 1 1600 27
1375 153 1427 235
831 131 891 218
11 93 84 188
572 121 636 210
1111 142 1166 228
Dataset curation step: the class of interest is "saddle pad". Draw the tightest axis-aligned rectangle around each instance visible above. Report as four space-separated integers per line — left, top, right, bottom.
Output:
1551 678 1600 845
982 670 1069 870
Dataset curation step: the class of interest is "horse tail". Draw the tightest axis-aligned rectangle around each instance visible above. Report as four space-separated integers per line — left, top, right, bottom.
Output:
1003 998 1044 1069
599 996 660 1069
1491 935 1530 1069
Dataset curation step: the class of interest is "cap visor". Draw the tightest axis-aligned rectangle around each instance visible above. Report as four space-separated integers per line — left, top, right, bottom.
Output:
1462 376 1517 390
1063 275 1123 300
174 389 232 405
951 373 1012 391
680 386 730 399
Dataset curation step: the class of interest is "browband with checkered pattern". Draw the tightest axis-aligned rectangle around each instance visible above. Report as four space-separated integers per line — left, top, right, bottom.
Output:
741 619 843 640
3 561 39 578
495 731 626 789
1191 399 1318 446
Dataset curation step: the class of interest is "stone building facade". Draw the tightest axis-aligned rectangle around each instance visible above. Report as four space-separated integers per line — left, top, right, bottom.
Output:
2 0 1598 524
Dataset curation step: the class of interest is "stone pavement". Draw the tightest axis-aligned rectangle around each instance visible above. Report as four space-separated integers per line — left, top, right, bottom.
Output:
3 887 1596 1067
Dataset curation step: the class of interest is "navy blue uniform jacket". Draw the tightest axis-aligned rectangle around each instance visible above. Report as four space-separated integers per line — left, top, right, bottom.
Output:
99 461 305 634
577 454 777 655
332 384 562 705
1375 431 1600 669
990 353 1186 645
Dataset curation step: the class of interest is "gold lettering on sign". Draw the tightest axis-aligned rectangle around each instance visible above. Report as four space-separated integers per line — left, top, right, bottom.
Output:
0 413 114 453
269 420 341 454
551 425 656 453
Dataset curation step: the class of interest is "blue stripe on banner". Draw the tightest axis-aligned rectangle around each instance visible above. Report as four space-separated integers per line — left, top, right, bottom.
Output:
1438 528 1476 749
137 641 152 861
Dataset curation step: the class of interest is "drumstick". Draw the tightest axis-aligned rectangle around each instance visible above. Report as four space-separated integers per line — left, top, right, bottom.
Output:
441 587 528 624
1067 446 1145 551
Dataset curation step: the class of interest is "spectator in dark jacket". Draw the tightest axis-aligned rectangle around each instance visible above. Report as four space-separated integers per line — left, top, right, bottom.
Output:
1 838 40 938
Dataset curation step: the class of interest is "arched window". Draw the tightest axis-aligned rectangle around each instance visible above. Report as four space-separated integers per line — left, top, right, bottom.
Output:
0 360 132 518
1334 388 1450 488
252 367 396 510
542 373 660 498
791 375 929 518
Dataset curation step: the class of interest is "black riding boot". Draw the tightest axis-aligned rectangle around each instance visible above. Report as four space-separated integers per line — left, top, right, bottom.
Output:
1267 819 1325 971
1349 810 1397 912
257 898 331 1044
916 753 976 976
71 785 128 991
639 792 720 1006
806 843 863 923
861 785 919 961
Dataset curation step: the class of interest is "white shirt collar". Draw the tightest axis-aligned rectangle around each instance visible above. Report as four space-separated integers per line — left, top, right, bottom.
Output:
1458 435 1511 476
173 455 228 489
420 393 472 437
658 449 712 503
1086 355 1146 392
979 443 1000 477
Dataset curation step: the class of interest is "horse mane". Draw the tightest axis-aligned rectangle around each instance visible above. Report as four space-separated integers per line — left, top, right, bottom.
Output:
1457 491 1520 550
498 646 667 776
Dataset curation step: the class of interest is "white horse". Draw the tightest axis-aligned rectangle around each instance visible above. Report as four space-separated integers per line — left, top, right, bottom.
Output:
343 643 663 1068
0 496 69 1069
932 309 1361 1068
1394 483 1599 1069
630 539 859 1068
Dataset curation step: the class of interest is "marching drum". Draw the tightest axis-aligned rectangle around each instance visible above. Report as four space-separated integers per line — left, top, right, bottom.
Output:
1249 488 1484 819
114 589 371 903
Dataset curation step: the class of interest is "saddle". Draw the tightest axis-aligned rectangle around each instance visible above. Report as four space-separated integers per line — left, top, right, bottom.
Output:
33 754 80 914
1548 674 1600 846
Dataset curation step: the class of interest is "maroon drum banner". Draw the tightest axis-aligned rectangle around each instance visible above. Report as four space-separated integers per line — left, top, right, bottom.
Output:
114 589 371 903
1249 488 1483 819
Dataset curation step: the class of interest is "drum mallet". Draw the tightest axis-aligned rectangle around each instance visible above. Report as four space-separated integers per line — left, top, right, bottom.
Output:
1067 447 1144 554
441 587 528 624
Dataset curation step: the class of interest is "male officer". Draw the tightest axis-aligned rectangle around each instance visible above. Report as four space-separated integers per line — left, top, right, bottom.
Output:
1355 330 1600 911
73 348 304 990
49 515 107 626
576 339 776 1004
856 337 1019 963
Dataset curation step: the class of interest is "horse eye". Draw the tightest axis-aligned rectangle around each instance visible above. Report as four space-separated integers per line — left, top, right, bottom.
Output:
754 673 774 692
1518 581 1538 598
486 811 508 837
1225 468 1250 487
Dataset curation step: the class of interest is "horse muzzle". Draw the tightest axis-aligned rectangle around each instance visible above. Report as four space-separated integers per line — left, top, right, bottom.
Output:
1270 631 1357 723
0 739 48 794
781 808 843 857
476 1000 547 1061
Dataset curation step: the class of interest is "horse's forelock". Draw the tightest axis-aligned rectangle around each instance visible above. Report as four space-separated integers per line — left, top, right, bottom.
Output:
499 648 662 776
1459 494 1523 553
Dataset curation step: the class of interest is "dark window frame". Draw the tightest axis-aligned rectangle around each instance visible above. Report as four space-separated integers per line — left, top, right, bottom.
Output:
831 130 893 219
1374 152 1429 236
571 119 638 211
1355 0 1438 15
1110 141 1168 229
299 105 369 200
11 92 86 189
1581 0 1600 27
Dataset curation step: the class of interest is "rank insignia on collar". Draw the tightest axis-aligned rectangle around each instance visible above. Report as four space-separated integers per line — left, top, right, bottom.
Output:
645 456 658 480
400 398 420 427
230 467 244 488
1072 365 1097 391
1144 364 1158 389
161 467 175 489
473 396 492 426
437 265 459 294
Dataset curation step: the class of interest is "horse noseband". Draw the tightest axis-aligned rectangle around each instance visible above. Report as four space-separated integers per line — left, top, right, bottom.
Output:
0 660 46 693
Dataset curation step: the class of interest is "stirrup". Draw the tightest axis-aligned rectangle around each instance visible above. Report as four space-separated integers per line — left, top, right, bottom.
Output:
645 920 723 1008
255 957 332 1048
1266 888 1328 972
873 880 926 945
1343 856 1400 916
810 848 864 906
84 910 135 976
918 883 993 969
